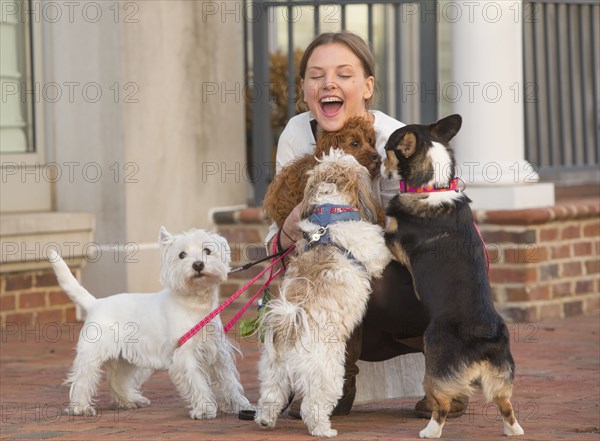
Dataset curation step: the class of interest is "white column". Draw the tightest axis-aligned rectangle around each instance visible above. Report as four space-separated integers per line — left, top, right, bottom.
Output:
450 0 554 210
50 2 248 296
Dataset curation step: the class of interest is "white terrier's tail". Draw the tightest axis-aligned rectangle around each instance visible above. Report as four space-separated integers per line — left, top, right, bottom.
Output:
48 250 96 310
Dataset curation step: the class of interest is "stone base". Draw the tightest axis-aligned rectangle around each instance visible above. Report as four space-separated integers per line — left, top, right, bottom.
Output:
467 183 555 210
355 354 425 403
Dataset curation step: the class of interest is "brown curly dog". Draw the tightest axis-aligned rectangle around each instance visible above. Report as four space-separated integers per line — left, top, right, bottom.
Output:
263 116 385 228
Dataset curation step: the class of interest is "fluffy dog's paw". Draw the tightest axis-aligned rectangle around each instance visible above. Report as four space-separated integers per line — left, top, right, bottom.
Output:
118 400 150 410
255 416 276 429
254 402 281 429
65 404 96 417
220 399 255 414
310 426 337 438
115 396 150 410
239 402 256 412
134 397 151 408
190 407 217 420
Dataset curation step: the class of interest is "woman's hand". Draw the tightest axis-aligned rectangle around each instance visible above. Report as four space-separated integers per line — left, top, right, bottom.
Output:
279 204 302 248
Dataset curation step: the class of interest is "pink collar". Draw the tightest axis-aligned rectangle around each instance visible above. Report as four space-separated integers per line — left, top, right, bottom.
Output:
399 177 464 194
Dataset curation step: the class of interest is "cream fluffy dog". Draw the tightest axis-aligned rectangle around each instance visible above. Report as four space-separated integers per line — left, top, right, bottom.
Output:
255 150 392 437
49 227 253 419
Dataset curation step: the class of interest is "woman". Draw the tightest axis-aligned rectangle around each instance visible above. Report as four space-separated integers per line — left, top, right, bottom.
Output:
266 31 467 419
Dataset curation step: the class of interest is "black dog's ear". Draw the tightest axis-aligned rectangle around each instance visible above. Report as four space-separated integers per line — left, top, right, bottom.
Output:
429 114 462 143
385 128 418 159
386 126 419 158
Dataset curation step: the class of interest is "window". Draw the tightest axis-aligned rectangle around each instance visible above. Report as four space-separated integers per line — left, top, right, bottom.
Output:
1 0 34 153
0 0 50 212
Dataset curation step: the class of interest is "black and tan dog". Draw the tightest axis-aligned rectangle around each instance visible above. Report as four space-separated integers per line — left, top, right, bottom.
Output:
383 114 525 439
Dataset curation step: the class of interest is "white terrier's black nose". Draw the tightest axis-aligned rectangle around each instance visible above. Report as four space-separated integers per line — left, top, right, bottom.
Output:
192 261 204 272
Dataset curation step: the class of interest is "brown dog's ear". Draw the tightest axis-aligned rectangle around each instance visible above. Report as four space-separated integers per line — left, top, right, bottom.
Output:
429 114 462 143
354 169 382 225
315 130 340 157
299 169 316 220
299 199 314 221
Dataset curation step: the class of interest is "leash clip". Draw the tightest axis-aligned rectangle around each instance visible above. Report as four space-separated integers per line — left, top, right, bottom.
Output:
308 226 328 244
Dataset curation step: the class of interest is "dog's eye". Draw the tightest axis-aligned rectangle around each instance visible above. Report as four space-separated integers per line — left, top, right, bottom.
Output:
203 248 212 255
351 141 359 148
178 251 187 259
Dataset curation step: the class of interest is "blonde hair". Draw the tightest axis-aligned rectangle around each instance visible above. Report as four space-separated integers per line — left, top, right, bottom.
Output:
297 32 376 111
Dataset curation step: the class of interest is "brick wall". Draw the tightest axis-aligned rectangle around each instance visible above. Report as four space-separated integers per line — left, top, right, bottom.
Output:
0 269 77 327
476 199 600 322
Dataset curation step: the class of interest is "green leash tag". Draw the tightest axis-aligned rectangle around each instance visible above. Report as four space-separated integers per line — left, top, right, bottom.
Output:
238 287 272 339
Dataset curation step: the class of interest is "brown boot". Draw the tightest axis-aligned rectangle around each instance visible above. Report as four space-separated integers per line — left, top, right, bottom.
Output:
330 374 356 416
414 395 469 419
288 325 363 419
287 399 302 419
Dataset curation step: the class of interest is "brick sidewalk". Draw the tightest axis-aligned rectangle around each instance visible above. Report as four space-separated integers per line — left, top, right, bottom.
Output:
1 313 598 440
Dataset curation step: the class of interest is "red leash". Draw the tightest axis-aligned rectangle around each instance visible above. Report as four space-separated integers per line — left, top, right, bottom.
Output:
177 238 294 348
223 266 285 333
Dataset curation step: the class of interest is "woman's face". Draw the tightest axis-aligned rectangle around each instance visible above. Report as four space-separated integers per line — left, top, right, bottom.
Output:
302 43 374 132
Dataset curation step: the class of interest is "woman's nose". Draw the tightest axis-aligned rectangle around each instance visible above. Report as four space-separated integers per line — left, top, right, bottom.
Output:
322 79 337 90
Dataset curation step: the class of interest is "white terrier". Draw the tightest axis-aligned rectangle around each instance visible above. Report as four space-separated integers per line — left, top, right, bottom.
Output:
49 227 253 419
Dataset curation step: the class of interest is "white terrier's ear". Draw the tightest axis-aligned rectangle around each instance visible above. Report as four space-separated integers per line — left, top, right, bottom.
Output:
159 226 174 246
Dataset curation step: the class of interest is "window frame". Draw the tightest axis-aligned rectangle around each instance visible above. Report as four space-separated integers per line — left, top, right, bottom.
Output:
1 3 51 213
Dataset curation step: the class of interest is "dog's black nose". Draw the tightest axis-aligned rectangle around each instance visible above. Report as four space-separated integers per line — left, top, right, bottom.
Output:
370 152 380 161
192 261 204 272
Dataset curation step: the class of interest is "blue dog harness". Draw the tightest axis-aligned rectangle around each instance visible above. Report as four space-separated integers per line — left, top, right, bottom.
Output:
304 204 366 271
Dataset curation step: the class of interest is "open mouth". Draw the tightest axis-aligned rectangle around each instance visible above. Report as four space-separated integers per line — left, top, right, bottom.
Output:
320 96 343 116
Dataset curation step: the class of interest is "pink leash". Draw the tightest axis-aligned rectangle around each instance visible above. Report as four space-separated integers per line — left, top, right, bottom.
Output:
223 266 284 333
177 238 295 348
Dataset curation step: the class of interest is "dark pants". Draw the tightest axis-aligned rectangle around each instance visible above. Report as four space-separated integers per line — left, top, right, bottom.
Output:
311 261 429 414
360 260 429 362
